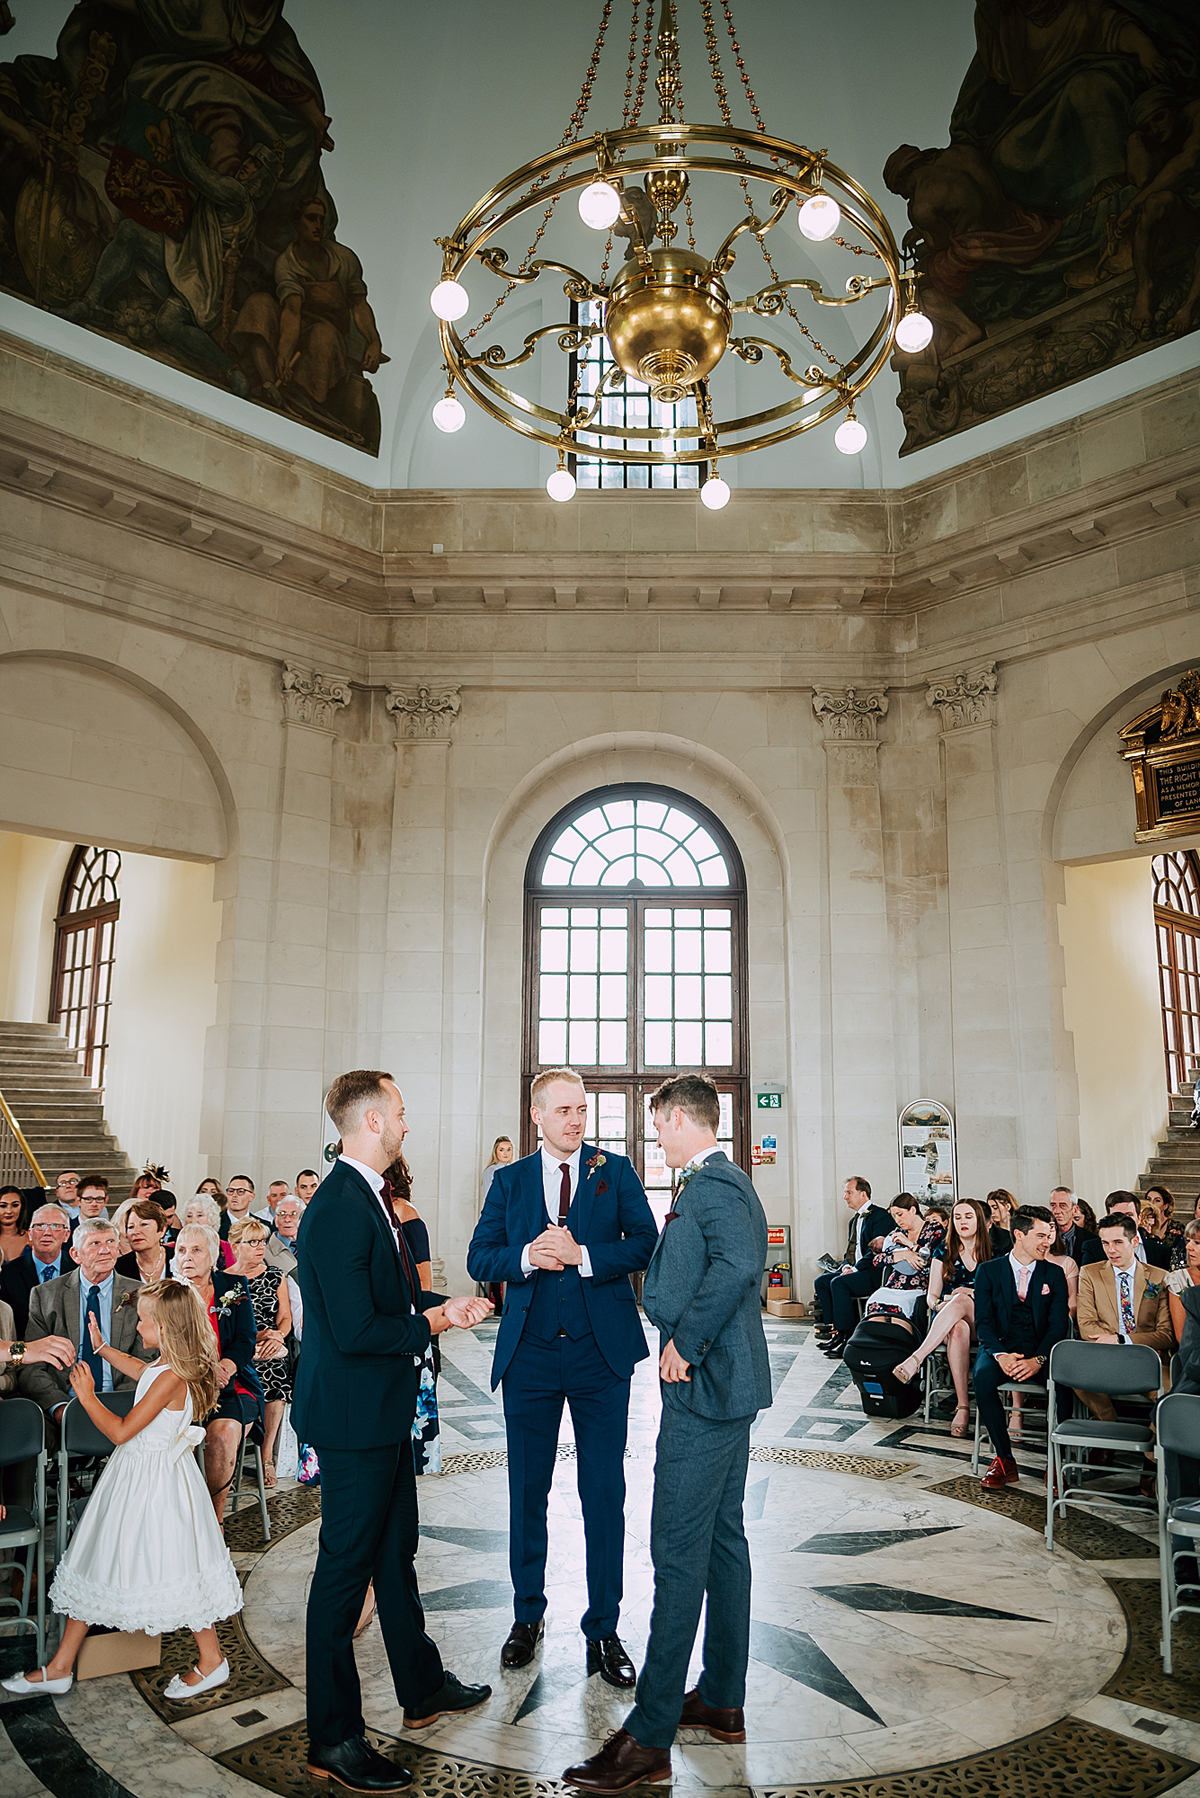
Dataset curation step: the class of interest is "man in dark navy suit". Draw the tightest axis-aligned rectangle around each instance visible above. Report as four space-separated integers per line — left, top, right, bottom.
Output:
294 1070 493 1795
467 1067 658 1687
973 1204 1070 1491
0 1204 73 1334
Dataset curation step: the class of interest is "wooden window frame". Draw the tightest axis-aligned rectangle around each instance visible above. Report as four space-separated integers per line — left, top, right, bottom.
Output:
1154 850 1200 1096
50 846 121 1088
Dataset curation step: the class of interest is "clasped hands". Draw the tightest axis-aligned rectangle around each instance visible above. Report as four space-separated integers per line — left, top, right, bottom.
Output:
427 1295 493 1335
994 1350 1042 1381
529 1225 584 1271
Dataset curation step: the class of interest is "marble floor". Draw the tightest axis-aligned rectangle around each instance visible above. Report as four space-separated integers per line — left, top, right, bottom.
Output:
4 1316 1200 1798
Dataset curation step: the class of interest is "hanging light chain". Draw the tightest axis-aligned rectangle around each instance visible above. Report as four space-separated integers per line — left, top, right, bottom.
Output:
700 0 839 369
467 0 615 341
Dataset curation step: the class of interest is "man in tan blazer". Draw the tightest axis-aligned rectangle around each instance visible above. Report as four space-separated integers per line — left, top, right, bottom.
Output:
18 1218 153 1439
1076 1212 1173 1424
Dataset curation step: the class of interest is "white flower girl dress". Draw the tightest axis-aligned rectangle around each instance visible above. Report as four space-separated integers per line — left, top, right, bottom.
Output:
50 1362 244 1634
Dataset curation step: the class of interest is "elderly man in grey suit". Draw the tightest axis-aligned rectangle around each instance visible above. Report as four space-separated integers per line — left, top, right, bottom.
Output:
565 1074 770 1793
18 1218 152 1436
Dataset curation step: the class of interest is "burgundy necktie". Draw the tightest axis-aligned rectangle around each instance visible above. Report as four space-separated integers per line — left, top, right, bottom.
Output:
380 1177 418 1305
558 1162 571 1227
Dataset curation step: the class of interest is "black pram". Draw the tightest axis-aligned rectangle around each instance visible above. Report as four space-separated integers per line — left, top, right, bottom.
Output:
842 1302 926 1419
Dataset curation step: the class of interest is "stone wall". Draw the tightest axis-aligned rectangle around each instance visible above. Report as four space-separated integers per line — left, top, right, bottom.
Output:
1 332 1198 1284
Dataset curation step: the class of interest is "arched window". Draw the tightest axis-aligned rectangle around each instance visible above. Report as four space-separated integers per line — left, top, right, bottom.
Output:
1154 851 1200 1094
50 846 121 1087
523 786 748 1216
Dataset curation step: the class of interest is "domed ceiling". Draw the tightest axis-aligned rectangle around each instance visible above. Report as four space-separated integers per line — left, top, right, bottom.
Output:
0 0 1197 492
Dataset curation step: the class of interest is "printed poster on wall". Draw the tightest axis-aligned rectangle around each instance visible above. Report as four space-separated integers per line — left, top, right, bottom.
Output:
897 1100 956 1207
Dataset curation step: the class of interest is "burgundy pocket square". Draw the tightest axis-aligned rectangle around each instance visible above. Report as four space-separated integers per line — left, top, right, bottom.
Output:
596 1181 608 1195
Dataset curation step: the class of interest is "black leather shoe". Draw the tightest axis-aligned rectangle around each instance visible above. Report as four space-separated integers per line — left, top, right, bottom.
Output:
404 1671 492 1728
500 1619 544 1669
586 1634 636 1689
307 1735 413 1792
822 1334 847 1358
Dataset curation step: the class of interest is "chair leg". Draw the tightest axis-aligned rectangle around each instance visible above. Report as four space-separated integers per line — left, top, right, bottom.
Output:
1045 1440 1057 1551
972 1402 982 1477
36 1455 46 1667
254 1446 270 1543
1162 1527 1175 1676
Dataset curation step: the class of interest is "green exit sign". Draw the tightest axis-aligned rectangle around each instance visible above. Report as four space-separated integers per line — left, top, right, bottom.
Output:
756 1091 782 1109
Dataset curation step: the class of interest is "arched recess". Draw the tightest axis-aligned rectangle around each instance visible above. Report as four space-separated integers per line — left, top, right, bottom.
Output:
479 733 791 1214
0 651 237 862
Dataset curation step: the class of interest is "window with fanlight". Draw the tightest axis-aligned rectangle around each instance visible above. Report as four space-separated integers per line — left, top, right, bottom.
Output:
523 787 748 1219
50 845 121 1087
1154 850 1200 1095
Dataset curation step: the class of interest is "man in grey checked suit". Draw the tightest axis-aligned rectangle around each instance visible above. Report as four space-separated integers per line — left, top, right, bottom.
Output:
564 1074 770 1792
19 1218 152 1438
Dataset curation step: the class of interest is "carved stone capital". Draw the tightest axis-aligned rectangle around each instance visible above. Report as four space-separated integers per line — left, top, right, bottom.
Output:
926 663 998 731
812 685 889 742
387 684 461 742
281 663 352 730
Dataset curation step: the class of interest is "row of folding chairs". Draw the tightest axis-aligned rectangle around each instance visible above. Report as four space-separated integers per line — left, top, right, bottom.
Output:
0 1390 271 1662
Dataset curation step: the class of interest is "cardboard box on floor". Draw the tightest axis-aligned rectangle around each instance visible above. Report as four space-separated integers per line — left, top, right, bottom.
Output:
76 1628 161 1680
766 1299 805 1319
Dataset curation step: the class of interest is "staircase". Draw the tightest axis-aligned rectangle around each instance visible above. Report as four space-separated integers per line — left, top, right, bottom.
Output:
1139 1065 1200 1213
0 1022 138 1199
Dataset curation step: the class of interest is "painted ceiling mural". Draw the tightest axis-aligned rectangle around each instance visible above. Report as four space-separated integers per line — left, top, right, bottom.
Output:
886 0 1200 452
0 0 386 455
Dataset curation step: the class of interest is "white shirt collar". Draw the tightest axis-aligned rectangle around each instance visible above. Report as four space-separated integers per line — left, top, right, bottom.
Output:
686 1145 723 1170
1113 1260 1136 1280
1009 1249 1035 1284
541 1146 581 1175
338 1153 384 1198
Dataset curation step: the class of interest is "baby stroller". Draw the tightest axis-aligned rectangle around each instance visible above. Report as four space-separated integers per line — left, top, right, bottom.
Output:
843 1298 928 1420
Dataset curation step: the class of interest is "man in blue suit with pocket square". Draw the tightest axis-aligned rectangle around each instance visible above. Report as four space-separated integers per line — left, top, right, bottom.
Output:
565 1073 771 1794
467 1067 658 1688
972 1203 1070 1492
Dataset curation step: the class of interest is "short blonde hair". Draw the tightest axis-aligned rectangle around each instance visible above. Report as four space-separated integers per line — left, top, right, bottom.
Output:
530 1066 585 1111
184 1193 221 1231
229 1217 269 1245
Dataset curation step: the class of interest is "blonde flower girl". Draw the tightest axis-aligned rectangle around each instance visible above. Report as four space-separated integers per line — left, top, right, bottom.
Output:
1 1278 243 1698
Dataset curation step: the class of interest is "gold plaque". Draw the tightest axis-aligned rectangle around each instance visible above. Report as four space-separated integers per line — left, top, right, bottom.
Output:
1119 670 1200 842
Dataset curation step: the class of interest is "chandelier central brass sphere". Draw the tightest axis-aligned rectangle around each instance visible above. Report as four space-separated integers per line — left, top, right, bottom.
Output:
430 0 927 505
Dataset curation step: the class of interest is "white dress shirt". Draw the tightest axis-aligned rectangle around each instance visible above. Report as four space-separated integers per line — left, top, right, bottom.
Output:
521 1146 594 1279
1008 1249 1034 1299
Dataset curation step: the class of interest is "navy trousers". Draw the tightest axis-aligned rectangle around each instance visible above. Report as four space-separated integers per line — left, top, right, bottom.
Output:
305 1441 443 1746
625 1389 754 1748
972 1351 1070 1461
815 1266 877 1335
502 1330 630 1639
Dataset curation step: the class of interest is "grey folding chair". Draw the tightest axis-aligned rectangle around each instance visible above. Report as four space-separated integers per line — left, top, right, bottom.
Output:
56 1390 136 1563
1155 1392 1200 1675
0 1398 48 1664
972 1379 1049 1476
1045 1340 1162 1551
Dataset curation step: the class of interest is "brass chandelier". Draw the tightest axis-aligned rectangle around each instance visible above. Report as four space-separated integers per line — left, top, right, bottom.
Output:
429 0 931 507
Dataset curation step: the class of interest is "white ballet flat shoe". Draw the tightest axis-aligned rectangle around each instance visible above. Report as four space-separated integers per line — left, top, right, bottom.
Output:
1 1668 74 1695
163 1659 229 1700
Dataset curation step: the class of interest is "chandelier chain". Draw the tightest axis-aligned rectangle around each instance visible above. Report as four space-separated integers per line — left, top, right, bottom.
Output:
700 0 839 370
467 0 614 342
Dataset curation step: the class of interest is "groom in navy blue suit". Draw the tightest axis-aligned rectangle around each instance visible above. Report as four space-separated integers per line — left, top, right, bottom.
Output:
468 1068 658 1687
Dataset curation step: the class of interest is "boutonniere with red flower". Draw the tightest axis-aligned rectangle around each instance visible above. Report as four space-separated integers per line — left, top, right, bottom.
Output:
586 1153 606 1176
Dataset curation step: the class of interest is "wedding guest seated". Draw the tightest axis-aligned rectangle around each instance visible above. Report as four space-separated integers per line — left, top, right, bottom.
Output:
985 1189 1016 1254
155 1191 182 1240
1046 1219 1081 1316
115 1200 170 1285
1105 1191 1172 1269
1142 1185 1185 1270
0 1186 31 1265
814 1177 894 1355
272 1199 306 1339
852 1194 944 1331
1049 1186 1103 1267
129 1167 167 1203
181 1195 236 1270
229 1218 292 1488
1076 1212 1173 1495
173 1223 264 1527
75 1177 110 1222
18 1219 153 1434
973 1205 1070 1490
1167 1221 1200 1343
295 1169 320 1203
1 1205 73 1333
894 1198 998 1434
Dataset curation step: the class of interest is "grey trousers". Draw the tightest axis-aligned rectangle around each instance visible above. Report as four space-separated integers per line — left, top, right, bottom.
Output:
624 1391 754 1748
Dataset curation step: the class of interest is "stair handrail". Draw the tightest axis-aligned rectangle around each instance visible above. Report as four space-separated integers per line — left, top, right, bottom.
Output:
0 1085 47 1186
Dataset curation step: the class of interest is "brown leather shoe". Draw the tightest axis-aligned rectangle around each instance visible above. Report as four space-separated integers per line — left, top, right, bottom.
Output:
980 1455 1019 1490
679 1687 745 1742
563 1729 671 1791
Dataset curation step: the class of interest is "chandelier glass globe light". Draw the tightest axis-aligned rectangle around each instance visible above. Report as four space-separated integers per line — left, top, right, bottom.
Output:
429 0 927 498
432 391 467 433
